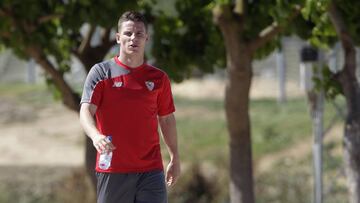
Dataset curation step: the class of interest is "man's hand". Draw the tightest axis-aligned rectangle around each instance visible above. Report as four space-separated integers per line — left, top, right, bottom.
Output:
80 103 116 154
92 134 116 153
165 159 180 187
159 113 180 187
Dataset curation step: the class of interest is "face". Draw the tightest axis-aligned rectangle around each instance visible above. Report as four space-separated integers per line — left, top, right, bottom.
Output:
116 21 148 55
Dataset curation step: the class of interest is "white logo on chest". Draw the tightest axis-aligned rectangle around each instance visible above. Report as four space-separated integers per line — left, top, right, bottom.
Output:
113 82 123 88
145 81 154 91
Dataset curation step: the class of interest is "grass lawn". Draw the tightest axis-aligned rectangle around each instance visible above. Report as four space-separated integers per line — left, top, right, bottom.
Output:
172 95 343 163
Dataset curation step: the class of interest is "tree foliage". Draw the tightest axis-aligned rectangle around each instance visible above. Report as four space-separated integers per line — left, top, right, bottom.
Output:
302 0 337 48
151 0 313 80
151 0 225 82
313 64 343 99
301 0 360 99
302 0 360 48
0 0 143 79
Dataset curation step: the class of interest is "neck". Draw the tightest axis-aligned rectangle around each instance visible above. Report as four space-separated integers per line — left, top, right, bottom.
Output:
118 53 144 68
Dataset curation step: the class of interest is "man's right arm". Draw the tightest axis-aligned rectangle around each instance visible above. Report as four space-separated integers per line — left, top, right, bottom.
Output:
79 103 115 153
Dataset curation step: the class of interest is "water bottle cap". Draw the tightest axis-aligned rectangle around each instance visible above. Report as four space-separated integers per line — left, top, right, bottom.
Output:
107 136 112 142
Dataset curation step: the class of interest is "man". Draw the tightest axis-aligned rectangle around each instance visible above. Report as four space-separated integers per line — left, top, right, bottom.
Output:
79 11 180 203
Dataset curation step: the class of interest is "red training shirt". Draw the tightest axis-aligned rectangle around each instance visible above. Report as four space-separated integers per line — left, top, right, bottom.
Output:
81 56 175 173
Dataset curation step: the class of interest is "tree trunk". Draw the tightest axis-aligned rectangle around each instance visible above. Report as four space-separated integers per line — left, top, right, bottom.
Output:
74 26 116 73
338 46 360 203
226 58 254 203
85 135 97 190
26 46 80 111
26 45 98 193
76 46 111 73
9 13 113 199
338 48 360 203
328 3 360 203
214 5 255 203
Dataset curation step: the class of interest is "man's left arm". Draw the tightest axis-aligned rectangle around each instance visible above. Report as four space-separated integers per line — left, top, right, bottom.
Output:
159 113 180 187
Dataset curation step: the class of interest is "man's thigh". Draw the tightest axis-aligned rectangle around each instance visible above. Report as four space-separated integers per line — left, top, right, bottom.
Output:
96 172 138 203
135 171 167 203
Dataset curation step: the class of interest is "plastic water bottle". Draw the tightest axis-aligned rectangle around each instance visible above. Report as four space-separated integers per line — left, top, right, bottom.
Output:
98 136 113 170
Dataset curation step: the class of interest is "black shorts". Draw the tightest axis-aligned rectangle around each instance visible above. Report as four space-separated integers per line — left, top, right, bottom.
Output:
96 170 167 203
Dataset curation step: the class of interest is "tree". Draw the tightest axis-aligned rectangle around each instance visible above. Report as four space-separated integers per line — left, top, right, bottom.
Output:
0 0 144 190
303 0 360 202
150 0 310 202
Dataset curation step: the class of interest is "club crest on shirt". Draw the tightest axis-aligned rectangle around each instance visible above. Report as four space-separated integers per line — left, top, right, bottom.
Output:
145 81 154 91
113 81 123 88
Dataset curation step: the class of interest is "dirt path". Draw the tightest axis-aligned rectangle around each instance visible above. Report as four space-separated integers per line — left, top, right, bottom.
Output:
0 101 84 166
172 76 304 100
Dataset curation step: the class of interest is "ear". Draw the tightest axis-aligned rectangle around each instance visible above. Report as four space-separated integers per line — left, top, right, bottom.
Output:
115 33 121 44
145 33 149 42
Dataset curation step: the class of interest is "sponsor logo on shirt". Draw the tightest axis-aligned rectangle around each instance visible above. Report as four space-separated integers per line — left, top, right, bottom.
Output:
113 82 123 88
145 81 154 91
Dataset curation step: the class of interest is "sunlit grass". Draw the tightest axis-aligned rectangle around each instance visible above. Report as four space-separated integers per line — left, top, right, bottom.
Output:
0 83 54 105
169 96 344 163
